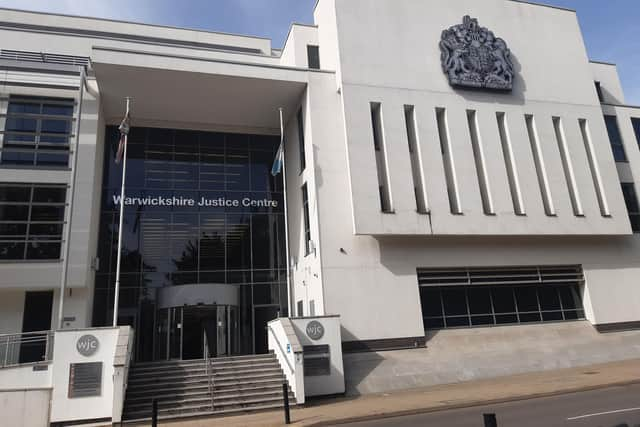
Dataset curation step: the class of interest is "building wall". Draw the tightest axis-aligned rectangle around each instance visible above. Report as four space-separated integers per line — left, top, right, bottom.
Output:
309 0 640 343
316 0 630 236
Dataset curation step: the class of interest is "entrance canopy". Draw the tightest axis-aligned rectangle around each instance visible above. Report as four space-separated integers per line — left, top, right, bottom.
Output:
91 46 309 134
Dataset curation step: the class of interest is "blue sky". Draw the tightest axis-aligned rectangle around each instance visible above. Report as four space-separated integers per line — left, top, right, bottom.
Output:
1 0 638 103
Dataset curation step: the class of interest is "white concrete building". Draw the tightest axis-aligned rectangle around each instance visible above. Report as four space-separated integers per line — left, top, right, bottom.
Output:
1 0 640 423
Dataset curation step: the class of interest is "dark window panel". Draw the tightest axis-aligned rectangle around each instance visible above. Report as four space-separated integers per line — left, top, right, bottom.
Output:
32 187 66 203
514 286 539 312
445 316 470 327
492 287 516 313
468 287 492 314
297 108 306 172
0 242 26 259
0 204 30 221
604 115 627 162
420 287 443 318
442 288 467 316
26 241 61 259
30 205 65 222
0 186 31 202
0 223 28 237
307 45 320 69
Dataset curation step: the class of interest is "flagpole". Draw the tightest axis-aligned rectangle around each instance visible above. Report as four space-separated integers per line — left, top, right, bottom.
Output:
56 66 86 330
113 97 130 327
278 108 294 318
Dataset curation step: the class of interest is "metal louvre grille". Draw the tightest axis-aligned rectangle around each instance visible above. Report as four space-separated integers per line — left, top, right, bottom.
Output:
0 49 90 67
417 265 584 288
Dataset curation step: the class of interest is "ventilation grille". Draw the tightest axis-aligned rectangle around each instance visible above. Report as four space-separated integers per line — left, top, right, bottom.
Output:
417 265 584 287
1 49 90 67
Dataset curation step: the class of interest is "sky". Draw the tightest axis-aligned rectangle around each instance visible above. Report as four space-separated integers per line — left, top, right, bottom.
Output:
0 0 638 103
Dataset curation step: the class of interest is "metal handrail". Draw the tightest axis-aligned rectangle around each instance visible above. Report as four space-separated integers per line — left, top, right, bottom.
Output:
267 325 295 374
0 330 54 368
204 334 214 411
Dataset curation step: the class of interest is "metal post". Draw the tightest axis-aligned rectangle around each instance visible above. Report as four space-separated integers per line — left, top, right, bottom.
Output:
484 413 497 427
151 399 158 427
57 66 86 330
278 108 293 317
112 97 130 327
282 382 291 424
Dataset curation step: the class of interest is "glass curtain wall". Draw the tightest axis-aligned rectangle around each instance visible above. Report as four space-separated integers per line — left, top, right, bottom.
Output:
93 126 286 361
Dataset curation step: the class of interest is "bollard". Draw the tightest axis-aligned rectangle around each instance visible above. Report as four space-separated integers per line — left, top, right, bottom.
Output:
282 382 291 424
483 413 497 427
151 399 158 427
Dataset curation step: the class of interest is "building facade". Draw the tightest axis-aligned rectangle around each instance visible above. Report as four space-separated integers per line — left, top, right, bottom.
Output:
1 0 639 372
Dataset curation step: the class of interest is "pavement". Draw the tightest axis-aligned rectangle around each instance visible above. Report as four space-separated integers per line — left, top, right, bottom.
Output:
146 357 640 427
342 383 640 427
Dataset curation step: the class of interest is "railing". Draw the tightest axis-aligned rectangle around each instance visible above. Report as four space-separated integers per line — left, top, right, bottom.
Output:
0 330 54 368
203 334 215 411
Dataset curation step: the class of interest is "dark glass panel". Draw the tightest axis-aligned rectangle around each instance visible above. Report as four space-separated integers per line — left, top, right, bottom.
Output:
0 223 27 238
251 215 277 270
226 214 250 270
8 101 40 114
1 150 35 165
442 288 467 316
225 133 248 150
558 286 582 310
492 287 516 313
253 283 279 305
542 311 563 321
0 204 30 221
563 310 579 320
0 186 31 202
5 117 37 132
468 287 492 314
445 316 470 327
28 223 63 237
419 287 442 318
41 119 70 134
26 241 61 259
471 315 494 326
0 242 25 259
538 286 561 311
225 149 250 191
36 153 68 166
42 103 73 116
514 286 539 312
30 205 65 221
518 312 541 323
424 317 445 329
32 187 66 203
495 314 518 324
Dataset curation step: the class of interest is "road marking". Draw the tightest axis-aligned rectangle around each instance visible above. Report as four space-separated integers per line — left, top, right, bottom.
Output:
567 407 640 421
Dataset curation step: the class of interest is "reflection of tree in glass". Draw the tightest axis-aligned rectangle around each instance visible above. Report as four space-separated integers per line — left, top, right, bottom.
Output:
169 232 225 286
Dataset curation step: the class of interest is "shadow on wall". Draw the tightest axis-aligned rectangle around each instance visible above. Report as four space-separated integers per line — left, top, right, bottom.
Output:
375 235 640 278
338 324 385 397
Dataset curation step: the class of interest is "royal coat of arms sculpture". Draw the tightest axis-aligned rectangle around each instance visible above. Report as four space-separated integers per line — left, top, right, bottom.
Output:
440 16 514 91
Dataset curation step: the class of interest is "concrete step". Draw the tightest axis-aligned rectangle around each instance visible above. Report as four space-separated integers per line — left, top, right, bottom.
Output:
129 365 282 385
125 388 211 404
213 377 285 391
126 384 209 399
126 377 210 391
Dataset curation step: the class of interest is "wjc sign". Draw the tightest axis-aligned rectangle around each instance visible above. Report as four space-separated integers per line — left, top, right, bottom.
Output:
76 334 100 357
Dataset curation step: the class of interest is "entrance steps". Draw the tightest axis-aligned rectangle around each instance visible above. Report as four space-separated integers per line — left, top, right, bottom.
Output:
122 353 295 422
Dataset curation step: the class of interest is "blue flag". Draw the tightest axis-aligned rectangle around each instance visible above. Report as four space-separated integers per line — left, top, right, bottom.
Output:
271 108 284 176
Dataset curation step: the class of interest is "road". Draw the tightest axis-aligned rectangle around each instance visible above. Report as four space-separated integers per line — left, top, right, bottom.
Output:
340 383 640 427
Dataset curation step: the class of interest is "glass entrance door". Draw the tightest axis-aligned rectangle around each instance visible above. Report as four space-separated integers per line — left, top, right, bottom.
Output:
156 305 239 360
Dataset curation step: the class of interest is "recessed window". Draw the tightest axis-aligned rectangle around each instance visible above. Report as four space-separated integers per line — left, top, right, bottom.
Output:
594 81 604 103
579 119 610 216
302 183 312 255
2 96 74 167
370 102 393 213
404 105 428 213
631 118 640 149
307 45 320 70
525 115 555 216
418 265 585 329
604 115 627 162
621 183 640 232
297 108 306 172
496 112 525 215
553 117 583 216
0 183 67 260
436 108 461 214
